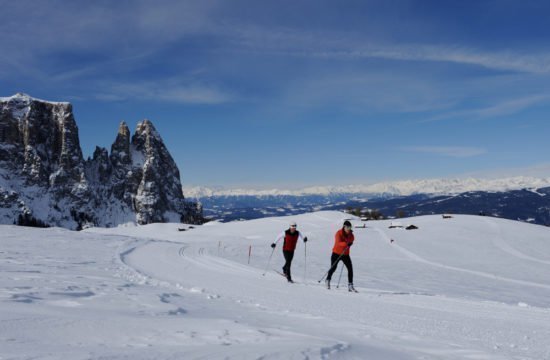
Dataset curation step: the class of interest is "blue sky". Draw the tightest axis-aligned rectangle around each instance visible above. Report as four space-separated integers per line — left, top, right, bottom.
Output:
1 0 550 188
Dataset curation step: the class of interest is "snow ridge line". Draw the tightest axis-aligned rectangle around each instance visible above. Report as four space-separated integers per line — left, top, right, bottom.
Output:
373 228 550 290
483 218 550 266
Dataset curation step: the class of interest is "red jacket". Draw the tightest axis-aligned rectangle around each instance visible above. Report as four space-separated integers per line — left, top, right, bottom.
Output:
282 230 301 251
333 228 354 255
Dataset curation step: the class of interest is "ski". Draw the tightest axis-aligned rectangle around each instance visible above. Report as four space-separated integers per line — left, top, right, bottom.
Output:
274 269 286 277
326 283 359 292
273 270 294 283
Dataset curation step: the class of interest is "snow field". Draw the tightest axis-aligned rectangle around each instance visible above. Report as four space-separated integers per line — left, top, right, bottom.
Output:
1 211 550 359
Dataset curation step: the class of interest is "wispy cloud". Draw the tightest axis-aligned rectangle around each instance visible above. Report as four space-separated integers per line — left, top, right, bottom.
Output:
3 1 550 114
276 71 458 115
422 94 550 123
96 80 234 105
404 146 487 158
473 94 550 117
306 45 550 74
3 2 550 82
0 1 222 80
227 26 550 74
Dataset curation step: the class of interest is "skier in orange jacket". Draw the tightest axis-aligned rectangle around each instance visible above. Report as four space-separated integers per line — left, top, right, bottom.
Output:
326 220 356 291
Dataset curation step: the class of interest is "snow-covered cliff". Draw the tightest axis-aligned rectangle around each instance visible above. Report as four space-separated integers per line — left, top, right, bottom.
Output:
0 93 202 229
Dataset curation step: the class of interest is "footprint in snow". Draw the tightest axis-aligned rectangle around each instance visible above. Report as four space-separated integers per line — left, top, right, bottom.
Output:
159 293 182 304
11 293 42 303
167 307 187 315
49 290 95 298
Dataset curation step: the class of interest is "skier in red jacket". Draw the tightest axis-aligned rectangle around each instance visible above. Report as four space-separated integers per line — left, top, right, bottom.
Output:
326 220 356 291
271 221 307 283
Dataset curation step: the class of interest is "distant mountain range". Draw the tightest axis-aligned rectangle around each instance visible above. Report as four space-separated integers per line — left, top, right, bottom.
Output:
327 187 550 226
183 176 550 198
183 178 550 225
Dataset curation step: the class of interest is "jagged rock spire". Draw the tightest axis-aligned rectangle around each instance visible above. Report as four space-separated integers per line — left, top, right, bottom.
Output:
110 121 131 165
130 119 189 224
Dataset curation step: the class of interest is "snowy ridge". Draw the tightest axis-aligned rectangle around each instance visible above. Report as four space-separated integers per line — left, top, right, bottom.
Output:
0 92 70 106
2 212 550 359
183 176 550 198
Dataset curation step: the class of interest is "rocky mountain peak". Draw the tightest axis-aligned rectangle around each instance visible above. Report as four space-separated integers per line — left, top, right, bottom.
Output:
1 94 202 229
117 121 130 137
128 119 191 224
110 121 131 166
136 119 154 131
134 119 162 146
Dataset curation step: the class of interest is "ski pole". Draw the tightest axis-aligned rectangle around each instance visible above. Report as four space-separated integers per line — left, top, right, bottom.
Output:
336 262 344 288
262 246 276 276
317 245 350 283
303 241 307 283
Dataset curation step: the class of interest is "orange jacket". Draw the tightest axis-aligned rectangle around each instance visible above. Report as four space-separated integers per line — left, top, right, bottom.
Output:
332 228 354 255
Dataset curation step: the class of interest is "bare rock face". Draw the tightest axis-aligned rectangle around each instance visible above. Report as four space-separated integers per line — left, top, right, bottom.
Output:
111 121 131 166
1 93 85 185
0 93 92 228
0 93 202 229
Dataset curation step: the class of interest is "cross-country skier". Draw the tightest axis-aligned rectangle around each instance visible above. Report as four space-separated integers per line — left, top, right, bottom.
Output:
326 220 356 292
271 221 307 283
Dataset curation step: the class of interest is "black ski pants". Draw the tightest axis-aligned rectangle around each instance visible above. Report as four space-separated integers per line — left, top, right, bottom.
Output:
326 252 353 284
282 250 294 279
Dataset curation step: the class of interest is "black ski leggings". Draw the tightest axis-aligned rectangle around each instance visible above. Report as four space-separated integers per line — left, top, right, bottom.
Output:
326 252 353 283
282 250 294 279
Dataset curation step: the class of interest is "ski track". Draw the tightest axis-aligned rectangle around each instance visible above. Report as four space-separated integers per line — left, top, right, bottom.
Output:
372 227 550 291
483 218 550 266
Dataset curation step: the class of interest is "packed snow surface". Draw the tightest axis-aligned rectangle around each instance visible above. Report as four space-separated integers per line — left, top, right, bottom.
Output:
1 211 550 359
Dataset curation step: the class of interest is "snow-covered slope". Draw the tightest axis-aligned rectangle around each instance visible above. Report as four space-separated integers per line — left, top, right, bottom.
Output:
2 212 550 359
183 176 550 198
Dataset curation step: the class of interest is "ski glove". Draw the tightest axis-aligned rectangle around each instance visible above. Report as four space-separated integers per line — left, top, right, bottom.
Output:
271 243 276 248
303 237 308 243
347 242 353 247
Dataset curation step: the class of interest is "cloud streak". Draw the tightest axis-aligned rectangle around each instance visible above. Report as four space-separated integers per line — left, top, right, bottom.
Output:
95 80 234 105
3 0 550 114
422 94 550 123
404 146 487 158
227 26 550 74
305 45 550 74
